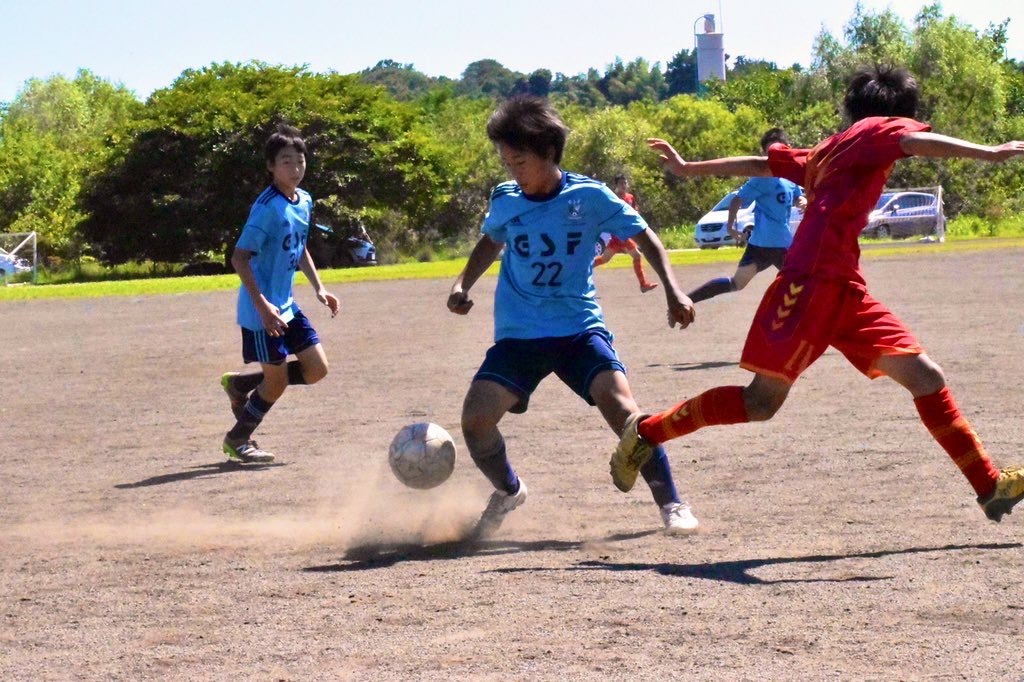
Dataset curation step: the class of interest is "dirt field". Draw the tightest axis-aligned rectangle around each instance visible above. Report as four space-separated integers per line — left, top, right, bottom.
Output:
2 246 1023 680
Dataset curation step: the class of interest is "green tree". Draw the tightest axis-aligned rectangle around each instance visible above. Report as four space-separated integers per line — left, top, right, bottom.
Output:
409 90 502 249
359 60 445 101
637 96 768 231
550 69 606 107
704 60 796 123
526 69 553 97
597 58 666 105
456 60 521 99
80 62 450 265
0 70 141 257
801 4 1021 218
665 49 698 96
910 10 1007 137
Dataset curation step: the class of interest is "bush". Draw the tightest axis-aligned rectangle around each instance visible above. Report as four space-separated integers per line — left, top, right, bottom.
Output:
657 224 697 249
946 213 1024 239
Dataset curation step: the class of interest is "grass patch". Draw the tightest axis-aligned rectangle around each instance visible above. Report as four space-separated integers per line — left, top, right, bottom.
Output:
946 214 1024 239
3 237 1023 302
657 224 697 250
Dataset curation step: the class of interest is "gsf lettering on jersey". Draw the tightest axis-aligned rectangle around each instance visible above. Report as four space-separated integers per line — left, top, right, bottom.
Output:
281 230 307 270
511 231 584 288
511 232 584 258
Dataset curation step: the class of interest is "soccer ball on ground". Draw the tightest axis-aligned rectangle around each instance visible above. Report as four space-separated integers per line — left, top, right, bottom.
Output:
388 422 457 489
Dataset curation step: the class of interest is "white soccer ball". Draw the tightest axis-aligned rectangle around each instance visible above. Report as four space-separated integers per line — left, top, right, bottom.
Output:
388 422 456 489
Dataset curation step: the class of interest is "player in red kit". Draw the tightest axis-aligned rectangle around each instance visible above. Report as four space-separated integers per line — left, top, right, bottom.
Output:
610 65 1024 523
594 175 659 293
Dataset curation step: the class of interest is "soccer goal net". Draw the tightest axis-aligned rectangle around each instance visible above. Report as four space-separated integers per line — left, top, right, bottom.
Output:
0 231 39 284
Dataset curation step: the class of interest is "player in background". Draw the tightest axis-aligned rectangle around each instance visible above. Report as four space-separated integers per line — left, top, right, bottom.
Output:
688 129 806 303
593 175 660 293
448 96 699 539
220 125 339 463
611 65 1024 523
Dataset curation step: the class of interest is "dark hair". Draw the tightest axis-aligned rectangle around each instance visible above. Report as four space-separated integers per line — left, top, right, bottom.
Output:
265 124 307 164
843 65 919 122
760 127 789 151
613 174 628 186
486 96 569 164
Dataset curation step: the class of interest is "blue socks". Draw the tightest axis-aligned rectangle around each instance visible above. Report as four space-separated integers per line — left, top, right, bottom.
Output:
467 434 520 495
688 276 735 303
641 445 680 507
466 432 671 504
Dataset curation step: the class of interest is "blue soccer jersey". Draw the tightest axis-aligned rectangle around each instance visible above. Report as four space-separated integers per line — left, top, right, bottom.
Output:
482 172 647 340
234 185 312 331
735 176 803 248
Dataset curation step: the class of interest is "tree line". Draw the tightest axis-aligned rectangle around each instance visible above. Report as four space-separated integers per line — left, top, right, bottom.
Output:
0 3 1022 268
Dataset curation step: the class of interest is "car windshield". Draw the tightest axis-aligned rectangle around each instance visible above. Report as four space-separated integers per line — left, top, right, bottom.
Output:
874 193 896 210
712 192 754 211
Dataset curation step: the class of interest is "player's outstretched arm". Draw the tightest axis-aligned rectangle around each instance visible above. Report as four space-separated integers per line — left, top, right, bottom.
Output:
633 228 696 330
448 234 504 315
648 138 772 178
299 248 339 317
900 132 1024 162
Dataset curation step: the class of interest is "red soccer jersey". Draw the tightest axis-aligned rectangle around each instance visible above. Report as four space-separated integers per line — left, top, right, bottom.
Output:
767 116 931 285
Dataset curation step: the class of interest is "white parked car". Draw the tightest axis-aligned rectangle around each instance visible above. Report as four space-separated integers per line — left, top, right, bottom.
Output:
694 191 803 249
0 251 31 278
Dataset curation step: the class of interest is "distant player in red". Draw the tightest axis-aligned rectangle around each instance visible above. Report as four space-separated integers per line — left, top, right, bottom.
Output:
594 175 659 293
610 65 1024 523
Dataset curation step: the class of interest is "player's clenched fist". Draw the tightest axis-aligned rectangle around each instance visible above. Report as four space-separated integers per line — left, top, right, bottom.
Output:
447 289 474 315
667 295 696 329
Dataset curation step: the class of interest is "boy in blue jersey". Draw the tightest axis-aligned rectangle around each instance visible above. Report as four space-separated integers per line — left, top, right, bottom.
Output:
220 125 339 463
447 96 699 538
688 129 806 303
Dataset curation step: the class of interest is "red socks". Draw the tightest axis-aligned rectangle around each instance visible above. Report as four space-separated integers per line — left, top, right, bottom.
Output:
914 387 999 498
638 384 999 499
639 386 748 444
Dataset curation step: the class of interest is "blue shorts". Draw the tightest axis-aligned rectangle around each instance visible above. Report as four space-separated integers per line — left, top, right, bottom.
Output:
474 328 625 414
240 308 320 365
739 244 788 272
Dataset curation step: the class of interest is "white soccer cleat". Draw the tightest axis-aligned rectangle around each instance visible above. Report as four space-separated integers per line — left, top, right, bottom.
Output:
661 501 699 535
473 480 528 540
223 439 275 464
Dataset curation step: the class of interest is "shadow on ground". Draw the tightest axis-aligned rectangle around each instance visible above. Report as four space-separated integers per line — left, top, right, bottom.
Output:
303 530 658 572
649 360 739 372
115 461 286 489
490 542 1023 585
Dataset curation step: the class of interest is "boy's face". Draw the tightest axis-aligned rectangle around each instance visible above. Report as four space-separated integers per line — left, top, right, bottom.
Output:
268 145 306 192
614 179 629 195
496 143 559 195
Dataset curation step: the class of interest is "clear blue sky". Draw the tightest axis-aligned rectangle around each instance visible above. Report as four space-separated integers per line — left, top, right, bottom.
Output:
2 0 1020 104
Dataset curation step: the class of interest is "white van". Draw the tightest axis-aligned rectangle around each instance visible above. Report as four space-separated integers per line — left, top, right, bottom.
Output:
694 191 803 249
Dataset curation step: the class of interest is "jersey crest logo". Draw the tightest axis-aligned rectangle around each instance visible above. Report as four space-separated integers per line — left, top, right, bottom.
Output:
567 200 583 220
510 216 523 226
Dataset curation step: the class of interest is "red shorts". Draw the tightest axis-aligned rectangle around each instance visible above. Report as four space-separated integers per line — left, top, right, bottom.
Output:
605 236 638 253
740 272 922 384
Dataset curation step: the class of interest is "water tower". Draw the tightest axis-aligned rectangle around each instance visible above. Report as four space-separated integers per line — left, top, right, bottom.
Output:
695 13 726 84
